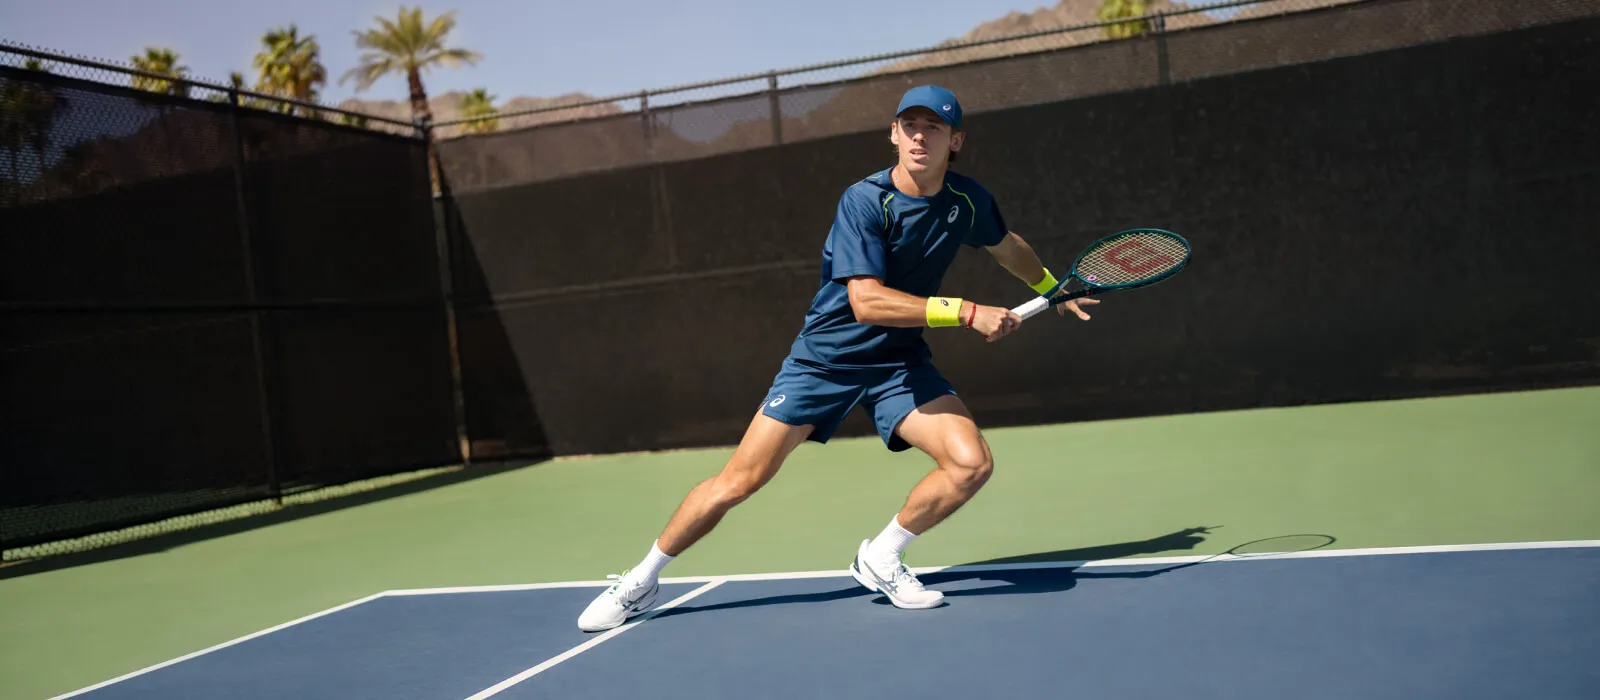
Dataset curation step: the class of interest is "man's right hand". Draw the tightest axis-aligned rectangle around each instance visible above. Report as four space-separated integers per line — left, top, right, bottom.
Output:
964 302 1022 342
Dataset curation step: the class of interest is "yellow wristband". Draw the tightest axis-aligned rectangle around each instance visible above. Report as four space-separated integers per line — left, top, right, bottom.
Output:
926 297 964 327
1028 267 1060 296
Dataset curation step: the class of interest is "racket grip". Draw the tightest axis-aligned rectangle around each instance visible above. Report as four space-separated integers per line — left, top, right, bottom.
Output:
1011 295 1051 320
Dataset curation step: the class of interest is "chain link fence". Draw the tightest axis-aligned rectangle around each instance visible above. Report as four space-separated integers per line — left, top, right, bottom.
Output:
435 0 1599 192
429 0 1384 189
0 42 419 208
1 42 461 559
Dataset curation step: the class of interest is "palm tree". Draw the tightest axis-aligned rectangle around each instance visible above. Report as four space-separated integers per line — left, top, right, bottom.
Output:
341 7 481 125
1098 0 1154 39
458 88 499 134
253 25 327 116
22 60 68 188
0 67 27 204
129 47 190 97
341 6 481 188
0 59 69 204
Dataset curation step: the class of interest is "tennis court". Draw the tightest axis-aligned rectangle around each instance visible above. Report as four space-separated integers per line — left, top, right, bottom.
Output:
5 2 1599 698
5 386 1598 699
46 543 1600 700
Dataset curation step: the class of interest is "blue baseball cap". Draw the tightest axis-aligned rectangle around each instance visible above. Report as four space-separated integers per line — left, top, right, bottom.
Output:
896 85 963 129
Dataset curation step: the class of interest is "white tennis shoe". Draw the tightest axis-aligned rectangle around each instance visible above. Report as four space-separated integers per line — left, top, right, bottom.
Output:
577 570 660 632
849 539 945 609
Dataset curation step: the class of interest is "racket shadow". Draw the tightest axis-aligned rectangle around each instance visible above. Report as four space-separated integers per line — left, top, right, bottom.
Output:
916 529 1338 602
893 526 1222 602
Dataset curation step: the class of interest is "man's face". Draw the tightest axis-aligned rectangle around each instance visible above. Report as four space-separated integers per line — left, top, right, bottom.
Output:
891 107 963 172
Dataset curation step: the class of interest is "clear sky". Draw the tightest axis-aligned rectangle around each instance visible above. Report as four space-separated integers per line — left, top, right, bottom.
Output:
0 0 1093 105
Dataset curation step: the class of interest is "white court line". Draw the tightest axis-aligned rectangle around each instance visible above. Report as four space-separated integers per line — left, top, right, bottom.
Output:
461 580 725 700
385 538 1600 596
47 538 1600 698
382 579 623 595
45 592 389 700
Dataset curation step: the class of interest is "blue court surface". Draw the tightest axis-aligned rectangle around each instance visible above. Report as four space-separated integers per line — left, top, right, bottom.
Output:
55 541 1600 700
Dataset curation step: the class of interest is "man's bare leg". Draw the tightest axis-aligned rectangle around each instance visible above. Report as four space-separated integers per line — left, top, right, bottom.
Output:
656 413 814 555
889 394 994 536
849 394 994 610
578 412 811 631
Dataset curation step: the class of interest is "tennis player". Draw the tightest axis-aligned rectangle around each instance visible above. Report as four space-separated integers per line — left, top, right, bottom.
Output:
578 85 1097 631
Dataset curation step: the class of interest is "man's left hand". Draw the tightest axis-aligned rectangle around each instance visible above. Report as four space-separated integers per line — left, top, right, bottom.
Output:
1056 298 1099 320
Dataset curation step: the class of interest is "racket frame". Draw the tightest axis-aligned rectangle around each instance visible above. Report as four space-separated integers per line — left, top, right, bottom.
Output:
1012 228 1191 320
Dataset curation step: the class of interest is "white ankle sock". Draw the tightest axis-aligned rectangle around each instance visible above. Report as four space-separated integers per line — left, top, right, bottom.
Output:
866 516 918 563
624 541 674 586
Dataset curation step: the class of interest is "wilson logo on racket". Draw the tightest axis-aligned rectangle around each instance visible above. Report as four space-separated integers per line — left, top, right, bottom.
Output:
1103 239 1177 275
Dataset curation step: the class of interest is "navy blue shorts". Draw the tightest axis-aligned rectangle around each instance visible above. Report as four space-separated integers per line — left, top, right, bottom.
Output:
757 356 957 452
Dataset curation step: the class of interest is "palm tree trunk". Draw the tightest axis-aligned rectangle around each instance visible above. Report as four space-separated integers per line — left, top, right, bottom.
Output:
407 67 440 194
295 85 317 120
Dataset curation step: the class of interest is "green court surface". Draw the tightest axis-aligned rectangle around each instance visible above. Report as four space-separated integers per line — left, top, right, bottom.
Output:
3 386 1598 700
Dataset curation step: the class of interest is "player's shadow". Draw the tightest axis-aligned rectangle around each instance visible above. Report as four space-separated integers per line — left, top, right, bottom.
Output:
651 526 1221 620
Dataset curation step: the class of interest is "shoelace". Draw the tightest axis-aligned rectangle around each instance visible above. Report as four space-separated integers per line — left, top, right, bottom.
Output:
893 563 924 590
604 570 646 599
871 556 923 591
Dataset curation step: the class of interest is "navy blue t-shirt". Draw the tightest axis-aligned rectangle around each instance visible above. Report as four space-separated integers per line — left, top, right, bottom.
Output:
789 167 1009 369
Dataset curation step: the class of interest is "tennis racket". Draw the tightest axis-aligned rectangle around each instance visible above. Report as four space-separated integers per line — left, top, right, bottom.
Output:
1011 228 1192 320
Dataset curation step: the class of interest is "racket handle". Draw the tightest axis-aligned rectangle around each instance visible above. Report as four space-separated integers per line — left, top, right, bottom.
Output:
1012 288 1093 320
1011 295 1051 320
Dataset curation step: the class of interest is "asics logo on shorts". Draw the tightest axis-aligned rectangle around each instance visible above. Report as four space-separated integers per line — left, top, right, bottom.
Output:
765 394 786 408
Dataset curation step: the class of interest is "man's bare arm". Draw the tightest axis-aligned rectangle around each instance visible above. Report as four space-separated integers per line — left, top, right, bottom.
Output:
985 232 1051 289
844 276 1022 341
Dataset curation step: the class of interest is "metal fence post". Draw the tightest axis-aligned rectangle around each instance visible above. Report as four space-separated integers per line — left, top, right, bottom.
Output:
767 71 783 147
229 87 284 504
1155 12 1170 87
640 90 654 161
639 90 680 272
1154 11 1182 229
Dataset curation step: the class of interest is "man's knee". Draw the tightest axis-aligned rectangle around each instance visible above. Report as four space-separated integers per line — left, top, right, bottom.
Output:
941 442 993 493
710 462 775 507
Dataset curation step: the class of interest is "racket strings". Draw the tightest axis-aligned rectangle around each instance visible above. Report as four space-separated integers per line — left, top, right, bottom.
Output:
1077 233 1188 286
